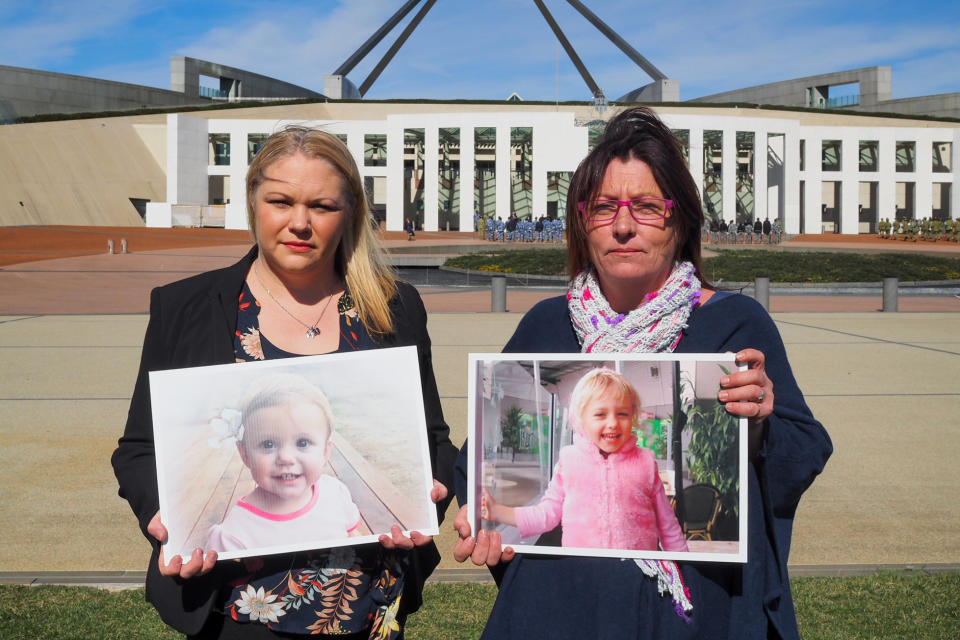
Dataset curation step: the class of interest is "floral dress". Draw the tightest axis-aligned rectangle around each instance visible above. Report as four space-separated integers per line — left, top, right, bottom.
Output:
223 281 406 639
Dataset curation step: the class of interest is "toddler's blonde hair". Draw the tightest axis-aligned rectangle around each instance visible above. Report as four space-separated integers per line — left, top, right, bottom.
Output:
240 373 335 444
568 367 641 428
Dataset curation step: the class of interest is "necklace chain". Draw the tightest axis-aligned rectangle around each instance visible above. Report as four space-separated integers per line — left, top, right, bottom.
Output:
253 262 337 339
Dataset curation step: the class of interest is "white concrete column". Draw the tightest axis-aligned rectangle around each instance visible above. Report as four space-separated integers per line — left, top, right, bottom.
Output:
766 133 785 223
496 125 511 219
953 129 960 220
385 121 404 232
424 127 439 231
877 133 896 221
531 127 546 221
840 133 859 234
914 132 933 219
753 129 767 223
688 127 704 213
459 124 475 232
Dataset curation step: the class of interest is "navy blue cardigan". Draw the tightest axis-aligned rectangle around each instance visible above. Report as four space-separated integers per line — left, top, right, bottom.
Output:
456 293 831 640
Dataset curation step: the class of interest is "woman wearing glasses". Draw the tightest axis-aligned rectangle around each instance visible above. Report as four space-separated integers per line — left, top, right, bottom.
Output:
454 107 831 639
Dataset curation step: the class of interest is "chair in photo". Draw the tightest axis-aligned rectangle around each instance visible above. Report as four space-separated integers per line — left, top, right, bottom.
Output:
680 483 722 541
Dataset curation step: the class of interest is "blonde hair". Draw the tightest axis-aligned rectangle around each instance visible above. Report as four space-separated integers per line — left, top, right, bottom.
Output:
240 373 335 444
568 368 641 428
246 126 398 335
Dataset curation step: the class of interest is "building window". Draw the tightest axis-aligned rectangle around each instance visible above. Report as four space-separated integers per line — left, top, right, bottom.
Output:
474 127 496 219
404 128 425 229
859 140 878 172
671 129 690 164
799 140 805 172
895 141 915 173
895 182 915 220
247 134 268 163
439 128 461 230
736 132 755 221
510 127 533 220
364 134 387 167
933 141 952 173
932 183 951 220
702 130 723 221
209 134 230 166
822 140 841 171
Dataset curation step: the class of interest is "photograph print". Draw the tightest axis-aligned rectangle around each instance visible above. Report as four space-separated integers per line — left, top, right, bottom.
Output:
150 345 438 561
467 353 747 562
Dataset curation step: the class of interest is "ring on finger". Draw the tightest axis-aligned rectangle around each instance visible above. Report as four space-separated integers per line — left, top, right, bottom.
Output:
756 389 766 403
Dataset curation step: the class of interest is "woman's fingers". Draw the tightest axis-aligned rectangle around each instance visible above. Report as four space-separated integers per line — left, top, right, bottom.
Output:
719 349 774 421
146 511 167 543
430 480 448 504
151 512 217 578
379 525 415 551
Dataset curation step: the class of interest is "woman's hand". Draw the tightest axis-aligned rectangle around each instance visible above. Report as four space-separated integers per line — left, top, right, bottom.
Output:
718 348 774 453
378 480 448 550
147 511 217 579
452 504 515 566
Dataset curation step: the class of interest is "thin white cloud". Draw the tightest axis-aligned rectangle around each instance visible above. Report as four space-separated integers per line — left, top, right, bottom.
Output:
0 0 146 69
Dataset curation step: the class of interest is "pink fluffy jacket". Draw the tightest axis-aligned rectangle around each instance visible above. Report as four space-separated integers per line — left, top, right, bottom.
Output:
513 434 688 551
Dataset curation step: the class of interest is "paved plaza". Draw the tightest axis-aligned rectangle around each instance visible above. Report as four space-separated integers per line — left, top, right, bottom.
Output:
0 230 958 586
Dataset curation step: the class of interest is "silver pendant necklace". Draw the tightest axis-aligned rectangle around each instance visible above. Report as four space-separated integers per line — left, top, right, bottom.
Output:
253 262 337 339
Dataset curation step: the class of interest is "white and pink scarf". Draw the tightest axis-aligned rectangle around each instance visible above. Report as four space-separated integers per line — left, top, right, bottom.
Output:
566 260 702 619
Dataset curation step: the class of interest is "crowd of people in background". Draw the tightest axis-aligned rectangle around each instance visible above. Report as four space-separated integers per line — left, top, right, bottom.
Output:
476 211 566 243
703 217 782 245
878 217 959 242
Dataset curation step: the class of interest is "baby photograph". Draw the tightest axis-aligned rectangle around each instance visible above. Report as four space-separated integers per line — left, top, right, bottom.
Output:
468 353 747 562
150 345 438 561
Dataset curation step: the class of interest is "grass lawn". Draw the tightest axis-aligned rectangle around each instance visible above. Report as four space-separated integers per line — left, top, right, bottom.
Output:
444 248 960 283
1 572 957 639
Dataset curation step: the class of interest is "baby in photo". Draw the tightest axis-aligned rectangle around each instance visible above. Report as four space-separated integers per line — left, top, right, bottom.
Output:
206 373 362 552
483 367 688 552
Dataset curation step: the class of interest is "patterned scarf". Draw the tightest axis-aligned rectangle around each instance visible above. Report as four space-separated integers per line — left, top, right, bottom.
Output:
567 261 701 354
567 261 700 620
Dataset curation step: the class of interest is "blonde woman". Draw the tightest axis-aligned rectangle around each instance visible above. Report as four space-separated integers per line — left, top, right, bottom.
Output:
113 127 457 639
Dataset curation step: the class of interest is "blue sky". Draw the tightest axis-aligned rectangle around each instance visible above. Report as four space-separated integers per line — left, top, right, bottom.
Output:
1 0 957 102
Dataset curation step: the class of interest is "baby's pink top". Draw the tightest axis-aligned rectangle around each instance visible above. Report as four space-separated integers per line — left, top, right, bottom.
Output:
513 434 688 551
206 475 361 552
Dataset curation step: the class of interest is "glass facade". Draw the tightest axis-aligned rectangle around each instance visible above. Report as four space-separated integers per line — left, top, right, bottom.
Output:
703 130 723 222
510 127 533 219
403 128 425 230
247 134 267 163
896 141 915 172
439 128 460 231
474 127 497 220
822 140 841 171
933 141 952 173
736 132 755 221
859 140 878 172
364 134 387 167
209 134 230 166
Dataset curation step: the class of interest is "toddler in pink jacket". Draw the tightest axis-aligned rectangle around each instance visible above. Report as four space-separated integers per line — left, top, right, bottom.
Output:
483 367 687 551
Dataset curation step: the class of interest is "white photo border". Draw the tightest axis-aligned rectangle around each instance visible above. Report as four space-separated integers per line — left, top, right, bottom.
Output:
151 345 438 561
467 352 748 563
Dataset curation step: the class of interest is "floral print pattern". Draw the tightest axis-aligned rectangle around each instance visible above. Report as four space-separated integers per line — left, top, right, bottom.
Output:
224 282 404 638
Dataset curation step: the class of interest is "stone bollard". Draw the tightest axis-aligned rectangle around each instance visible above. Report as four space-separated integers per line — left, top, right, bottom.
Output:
120 238 128 254
754 276 770 311
106 238 114 254
882 277 898 312
491 275 507 312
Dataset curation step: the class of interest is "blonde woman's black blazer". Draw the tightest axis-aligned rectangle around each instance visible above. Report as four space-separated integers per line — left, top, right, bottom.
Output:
111 246 458 635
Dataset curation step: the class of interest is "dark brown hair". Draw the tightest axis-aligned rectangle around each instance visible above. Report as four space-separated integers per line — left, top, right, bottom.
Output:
566 107 708 286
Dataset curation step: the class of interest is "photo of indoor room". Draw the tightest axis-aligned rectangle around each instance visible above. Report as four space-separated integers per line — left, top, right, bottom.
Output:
470 355 744 560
